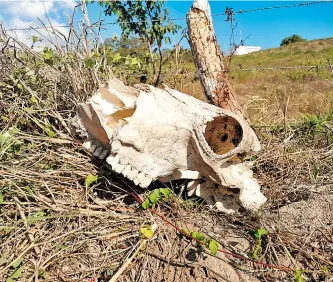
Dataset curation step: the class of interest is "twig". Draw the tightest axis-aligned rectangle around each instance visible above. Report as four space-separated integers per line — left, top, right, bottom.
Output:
13 197 41 255
108 240 146 282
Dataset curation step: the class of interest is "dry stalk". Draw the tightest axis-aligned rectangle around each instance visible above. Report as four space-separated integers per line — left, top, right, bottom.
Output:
13 197 41 255
108 240 147 282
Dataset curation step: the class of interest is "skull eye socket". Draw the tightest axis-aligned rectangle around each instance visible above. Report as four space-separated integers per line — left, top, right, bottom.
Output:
204 116 243 155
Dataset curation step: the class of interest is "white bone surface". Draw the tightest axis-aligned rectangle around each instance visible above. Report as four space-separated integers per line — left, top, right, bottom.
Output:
76 78 266 213
90 144 97 153
106 153 116 166
83 141 92 150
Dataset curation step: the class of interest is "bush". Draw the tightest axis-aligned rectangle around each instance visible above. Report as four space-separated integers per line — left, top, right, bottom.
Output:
280 34 306 46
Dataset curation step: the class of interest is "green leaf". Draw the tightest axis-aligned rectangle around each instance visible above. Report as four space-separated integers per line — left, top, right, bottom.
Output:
6 265 23 282
208 239 219 256
27 211 46 225
54 244 68 250
140 225 154 239
294 269 305 282
0 192 3 205
0 131 12 147
30 96 37 104
84 57 95 69
182 228 190 235
12 258 23 268
130 57 140 66
32 35 38 43
251 249 259 260
42 48 54 60
159 188 171 198
141 199 151 210
250 155 258 161
46 129 55 138
149 190 160 204
112 53 122 63
191 231 205 242
1 116 9 122
254 228 268 239
17 84 23 91
85 174 97 188
25 186 34 197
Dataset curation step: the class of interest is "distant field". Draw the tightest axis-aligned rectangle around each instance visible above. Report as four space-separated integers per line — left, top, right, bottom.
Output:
165 38 333 124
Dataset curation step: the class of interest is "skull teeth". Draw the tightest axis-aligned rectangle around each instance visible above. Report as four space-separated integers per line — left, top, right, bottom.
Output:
90 144 97 153
115 163 126 174
106 153 116 165
136 173 145 184
128 168 139 181
93 147 103 157
122 165 132 177
105 153 153 187
85 142 109 160
83 141 92 150
111 154 120 170
139 175 152 188
99 149 109 159
133 177 140 186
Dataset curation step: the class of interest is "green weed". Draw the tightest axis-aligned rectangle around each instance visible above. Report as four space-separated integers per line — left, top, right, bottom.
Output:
250 228 268 260
141 188 173 209
182 228 219 256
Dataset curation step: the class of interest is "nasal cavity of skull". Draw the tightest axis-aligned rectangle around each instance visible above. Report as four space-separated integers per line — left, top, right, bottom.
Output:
204 116 243 155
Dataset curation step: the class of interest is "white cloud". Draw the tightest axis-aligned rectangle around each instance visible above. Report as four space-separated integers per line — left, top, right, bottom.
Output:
57 0 77 10
4 1 54 19
0 1 76 48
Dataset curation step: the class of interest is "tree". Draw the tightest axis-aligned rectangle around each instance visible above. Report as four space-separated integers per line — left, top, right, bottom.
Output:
94 0 182 86
280 34 306 46
102 36 151 83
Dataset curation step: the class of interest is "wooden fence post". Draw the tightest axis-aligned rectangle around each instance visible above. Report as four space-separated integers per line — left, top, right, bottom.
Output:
187 0 242 114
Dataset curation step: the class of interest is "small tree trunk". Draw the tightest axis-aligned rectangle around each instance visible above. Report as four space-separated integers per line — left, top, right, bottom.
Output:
187 0 242 114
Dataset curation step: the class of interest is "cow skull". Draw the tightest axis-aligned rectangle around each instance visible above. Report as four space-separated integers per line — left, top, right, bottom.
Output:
73 78 266 214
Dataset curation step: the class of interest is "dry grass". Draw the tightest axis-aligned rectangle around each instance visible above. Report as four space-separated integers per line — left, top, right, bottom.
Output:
163 38 333 124
1 21 333 282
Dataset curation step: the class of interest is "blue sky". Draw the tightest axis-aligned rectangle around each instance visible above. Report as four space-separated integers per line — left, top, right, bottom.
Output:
85 1 333 50
0 1 332 50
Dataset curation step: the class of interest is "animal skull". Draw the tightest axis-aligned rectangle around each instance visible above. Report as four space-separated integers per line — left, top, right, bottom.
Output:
74 78 266 213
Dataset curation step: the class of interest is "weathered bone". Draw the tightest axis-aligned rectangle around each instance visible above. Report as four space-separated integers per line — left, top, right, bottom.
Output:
74 78 266 213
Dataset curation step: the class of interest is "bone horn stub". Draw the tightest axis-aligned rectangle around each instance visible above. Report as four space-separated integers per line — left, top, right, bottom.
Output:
77 103 110 146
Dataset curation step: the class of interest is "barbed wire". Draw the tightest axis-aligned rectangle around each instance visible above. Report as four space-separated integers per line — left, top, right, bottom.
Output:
229 64 332 72
232 0 332 14
6 0 333 32
115 64 332 78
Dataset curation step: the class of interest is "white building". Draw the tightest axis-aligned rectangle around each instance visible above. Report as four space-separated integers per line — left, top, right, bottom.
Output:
234 46 261 56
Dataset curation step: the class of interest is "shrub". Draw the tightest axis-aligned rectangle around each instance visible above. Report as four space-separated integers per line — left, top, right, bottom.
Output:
280 34 306 46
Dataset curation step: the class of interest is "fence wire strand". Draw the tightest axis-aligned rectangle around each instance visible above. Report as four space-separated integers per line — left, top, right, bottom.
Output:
117 64 332 79
5 0 333 31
